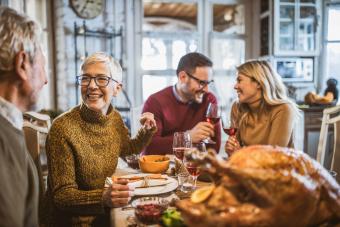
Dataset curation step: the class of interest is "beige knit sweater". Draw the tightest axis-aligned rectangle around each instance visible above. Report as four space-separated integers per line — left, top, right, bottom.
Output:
231 101 295 148
42 104 155 227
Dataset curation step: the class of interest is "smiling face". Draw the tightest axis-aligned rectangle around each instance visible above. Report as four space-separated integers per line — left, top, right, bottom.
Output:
80 62 121 115
179 66 213 103
234 73 262 104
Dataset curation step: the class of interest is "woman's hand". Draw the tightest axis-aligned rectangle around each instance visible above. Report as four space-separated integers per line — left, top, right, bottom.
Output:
225 136 241 157
102 179 134 208
140 112 156 131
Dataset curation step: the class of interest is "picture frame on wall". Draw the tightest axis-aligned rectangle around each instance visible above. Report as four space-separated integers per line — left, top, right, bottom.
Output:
274 57 314 82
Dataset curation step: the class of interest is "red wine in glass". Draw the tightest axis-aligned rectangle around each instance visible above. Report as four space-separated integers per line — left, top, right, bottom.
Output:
206 117 220 124
173 147 186 161
203 103 220 144
173 132 191 162
223 127 238 136
185 162 200 177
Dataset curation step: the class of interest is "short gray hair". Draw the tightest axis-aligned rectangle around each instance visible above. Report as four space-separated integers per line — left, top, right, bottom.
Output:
81 52 123 83
0 6 41 72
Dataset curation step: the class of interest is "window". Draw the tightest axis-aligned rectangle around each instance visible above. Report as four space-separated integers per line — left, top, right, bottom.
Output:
210 2 246 117
25 0 53 109
0 0 9 6
140 1 247 102
141 1 199 100
325 4 340 80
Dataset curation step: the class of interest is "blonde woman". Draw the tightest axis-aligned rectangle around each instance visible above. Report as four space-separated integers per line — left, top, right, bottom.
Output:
225 60 299 156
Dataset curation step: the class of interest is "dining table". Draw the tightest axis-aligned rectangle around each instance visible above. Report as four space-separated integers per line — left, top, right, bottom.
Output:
110 157 211 227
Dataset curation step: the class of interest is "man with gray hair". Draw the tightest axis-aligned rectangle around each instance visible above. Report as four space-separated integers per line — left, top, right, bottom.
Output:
0 6 48 227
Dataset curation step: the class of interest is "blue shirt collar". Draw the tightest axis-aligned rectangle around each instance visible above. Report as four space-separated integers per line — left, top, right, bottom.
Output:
172 84 194 104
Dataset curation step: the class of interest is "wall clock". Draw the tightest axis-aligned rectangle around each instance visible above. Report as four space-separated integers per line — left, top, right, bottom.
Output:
70 0 104 19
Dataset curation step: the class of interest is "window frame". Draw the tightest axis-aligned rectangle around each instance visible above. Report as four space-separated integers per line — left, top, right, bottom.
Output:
137 0 250 103
320 1 340 91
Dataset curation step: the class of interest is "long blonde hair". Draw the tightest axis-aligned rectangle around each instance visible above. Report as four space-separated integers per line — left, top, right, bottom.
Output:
235 60 300 130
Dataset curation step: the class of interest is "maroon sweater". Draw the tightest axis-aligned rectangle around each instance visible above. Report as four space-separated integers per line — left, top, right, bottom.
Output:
142 86 221 155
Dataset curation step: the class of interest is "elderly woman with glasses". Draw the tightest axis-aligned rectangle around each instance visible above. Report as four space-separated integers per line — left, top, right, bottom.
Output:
43 52 156 227
225 60 300 156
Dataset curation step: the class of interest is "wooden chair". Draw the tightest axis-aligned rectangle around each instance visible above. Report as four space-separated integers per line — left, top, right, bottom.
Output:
23 112 51 191
24 111 51 129
316 105 340 182
23 121 49 219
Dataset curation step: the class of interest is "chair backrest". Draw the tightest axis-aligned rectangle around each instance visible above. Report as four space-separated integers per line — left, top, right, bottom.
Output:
24 111 51 129
316 105 340 182
130 105 144 137
23 121 49 212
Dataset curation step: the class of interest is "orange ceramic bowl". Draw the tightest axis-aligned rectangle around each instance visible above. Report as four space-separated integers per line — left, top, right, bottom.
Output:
139 155 170 173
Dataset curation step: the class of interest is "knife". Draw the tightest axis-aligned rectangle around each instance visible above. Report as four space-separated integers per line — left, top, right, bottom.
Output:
135 182 171 188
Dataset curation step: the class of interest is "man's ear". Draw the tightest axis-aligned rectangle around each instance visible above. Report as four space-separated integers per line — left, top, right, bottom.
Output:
14 51 29 81
178 71 187 82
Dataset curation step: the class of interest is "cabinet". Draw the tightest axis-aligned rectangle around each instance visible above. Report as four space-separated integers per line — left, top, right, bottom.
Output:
274 0 321 56
259 0 321 82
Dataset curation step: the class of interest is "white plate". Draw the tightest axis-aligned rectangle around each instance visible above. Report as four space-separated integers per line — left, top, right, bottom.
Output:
123 173 178 196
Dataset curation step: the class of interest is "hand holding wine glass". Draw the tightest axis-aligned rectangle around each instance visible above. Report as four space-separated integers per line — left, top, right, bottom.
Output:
203 103 220 144
222 118 238 136
222 114 240 156
223 118 241 156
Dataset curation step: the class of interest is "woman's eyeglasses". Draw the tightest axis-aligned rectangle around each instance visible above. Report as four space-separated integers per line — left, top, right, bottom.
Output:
76 74 120 87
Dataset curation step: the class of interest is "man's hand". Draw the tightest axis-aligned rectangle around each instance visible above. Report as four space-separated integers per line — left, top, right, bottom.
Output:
225 136 241 156
102 179 134 208
140 112 156 131
188 122 215 144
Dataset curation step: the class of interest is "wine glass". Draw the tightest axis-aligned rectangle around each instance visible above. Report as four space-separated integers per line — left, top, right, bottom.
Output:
203 103 220 144
173 132 192 163
183 146 204 189
222 117 238 137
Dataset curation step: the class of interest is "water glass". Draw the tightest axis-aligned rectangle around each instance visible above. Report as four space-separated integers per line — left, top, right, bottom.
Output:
177 172 193 193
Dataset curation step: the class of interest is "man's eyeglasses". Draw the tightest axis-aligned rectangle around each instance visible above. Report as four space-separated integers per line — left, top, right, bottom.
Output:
76 74 120 88
185 71 214 88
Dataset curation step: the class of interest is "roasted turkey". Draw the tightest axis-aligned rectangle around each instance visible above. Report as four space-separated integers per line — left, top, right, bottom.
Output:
176 145 340 227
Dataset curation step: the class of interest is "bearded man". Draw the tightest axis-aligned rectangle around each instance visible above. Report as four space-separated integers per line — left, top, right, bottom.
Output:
142 52 220 155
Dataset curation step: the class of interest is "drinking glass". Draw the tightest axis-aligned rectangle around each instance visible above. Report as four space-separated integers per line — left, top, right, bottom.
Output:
173 132 192 163
203 103 220 144
222 117 238 137
183 148 202 189
177 172 192 193
192 142 207 153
